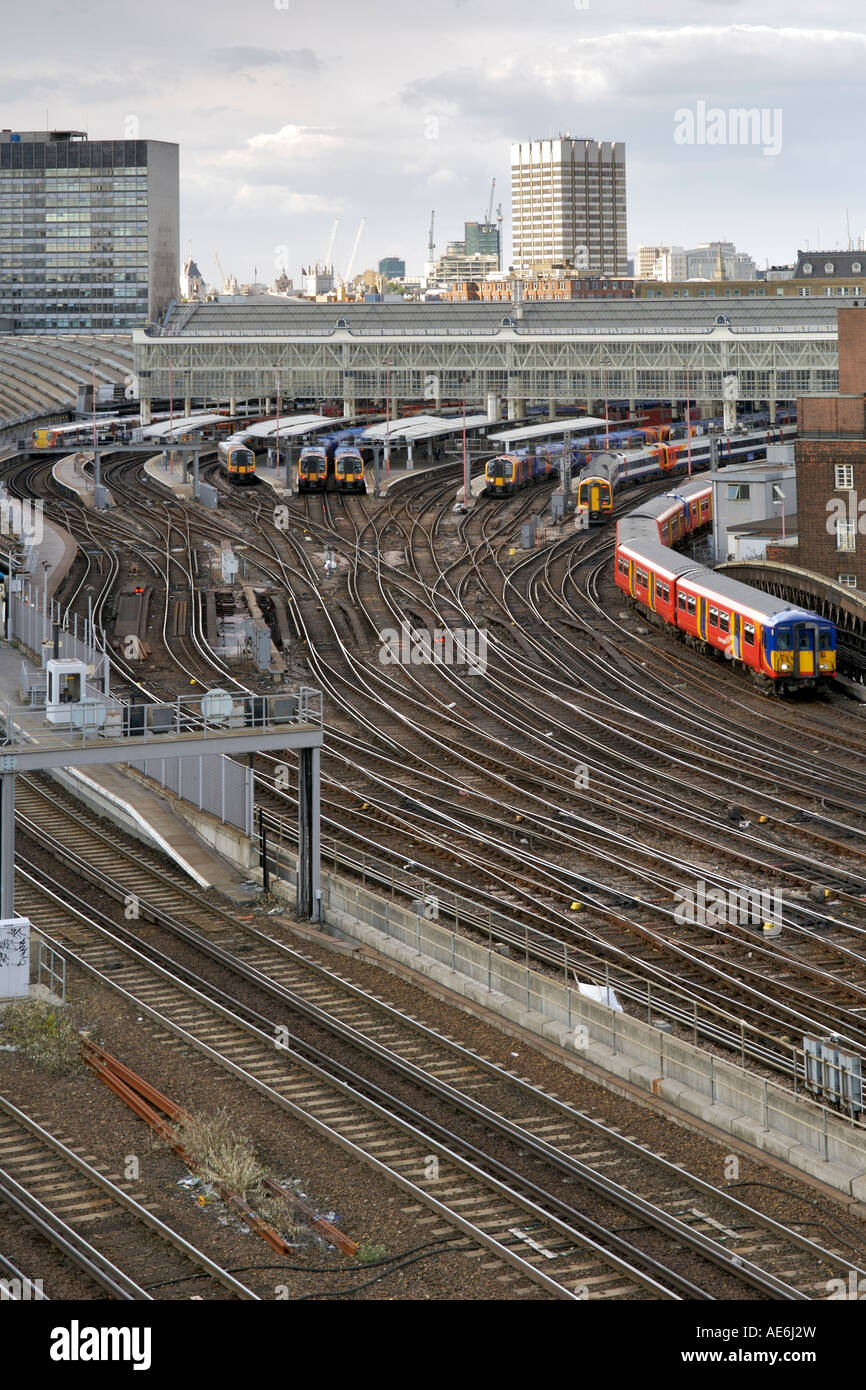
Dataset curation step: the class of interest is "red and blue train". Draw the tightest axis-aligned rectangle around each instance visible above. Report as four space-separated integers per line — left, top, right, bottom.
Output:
614 480 836 694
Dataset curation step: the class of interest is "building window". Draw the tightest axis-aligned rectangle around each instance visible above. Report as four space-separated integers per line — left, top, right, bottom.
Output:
836 520 857 551
835 463 854 489
727 483 751 501
838 573 857 587
771 482 785 501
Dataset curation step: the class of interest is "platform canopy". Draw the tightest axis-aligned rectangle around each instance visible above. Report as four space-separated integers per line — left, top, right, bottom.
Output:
141 413 228 440
363 413 491 444
241 414 346 439
487 415 609 444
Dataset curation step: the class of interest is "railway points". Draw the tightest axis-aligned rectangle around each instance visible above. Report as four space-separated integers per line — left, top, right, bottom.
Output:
3 413 866 1310
51 453 114 510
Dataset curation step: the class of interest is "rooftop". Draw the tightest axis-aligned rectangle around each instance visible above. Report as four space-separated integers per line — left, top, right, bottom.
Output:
145 299 843 341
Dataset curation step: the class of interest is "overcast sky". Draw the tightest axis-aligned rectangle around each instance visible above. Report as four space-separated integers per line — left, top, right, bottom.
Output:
5 1 866 285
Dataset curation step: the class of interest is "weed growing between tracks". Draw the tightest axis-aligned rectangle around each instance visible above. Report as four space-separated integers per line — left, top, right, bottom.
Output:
0 999 81 1074
175 1108 264 1195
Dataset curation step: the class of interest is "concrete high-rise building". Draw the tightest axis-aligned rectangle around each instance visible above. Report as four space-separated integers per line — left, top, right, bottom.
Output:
510 137 627 275
0 129 179 333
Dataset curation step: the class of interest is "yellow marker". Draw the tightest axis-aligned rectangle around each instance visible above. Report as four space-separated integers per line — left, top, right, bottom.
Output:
570 902 581 911
515 815 523 823
758 815 768 824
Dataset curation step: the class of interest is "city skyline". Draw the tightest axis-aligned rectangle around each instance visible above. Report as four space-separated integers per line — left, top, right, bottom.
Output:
3 1 866 289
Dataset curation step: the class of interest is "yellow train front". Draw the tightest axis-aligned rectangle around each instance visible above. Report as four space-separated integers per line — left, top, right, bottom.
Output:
333 446 365 493
297 447 329 493
218 438 257 484
575 453 618 522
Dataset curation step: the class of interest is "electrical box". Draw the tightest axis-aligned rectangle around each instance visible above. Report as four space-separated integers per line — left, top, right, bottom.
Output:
0 917 30 998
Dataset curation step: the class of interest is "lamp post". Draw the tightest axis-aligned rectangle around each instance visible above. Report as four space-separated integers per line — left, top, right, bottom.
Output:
603 356 610 447
462 374 469 506
385 357 392 474
685 361 692 478
275 368 281 484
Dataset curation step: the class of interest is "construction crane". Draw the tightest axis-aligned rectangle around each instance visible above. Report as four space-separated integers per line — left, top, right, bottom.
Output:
322 218 339 270
428 209 435 264
344 216 366 285
485 178 495 226
214 251 229 292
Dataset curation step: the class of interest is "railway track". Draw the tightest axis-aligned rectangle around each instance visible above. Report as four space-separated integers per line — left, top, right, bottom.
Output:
10 449 866 1104
0 1095 258 1301
14 778 866 1300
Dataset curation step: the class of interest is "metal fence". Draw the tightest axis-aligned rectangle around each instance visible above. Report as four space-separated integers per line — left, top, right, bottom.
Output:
8 581 107 687
139 752 253 836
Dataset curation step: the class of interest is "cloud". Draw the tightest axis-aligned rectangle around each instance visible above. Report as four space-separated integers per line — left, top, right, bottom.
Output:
210 46 321 72
427 167 460 186
229 183 341 218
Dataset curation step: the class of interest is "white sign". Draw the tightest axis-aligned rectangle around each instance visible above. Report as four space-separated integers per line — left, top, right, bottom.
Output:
0 917 30 998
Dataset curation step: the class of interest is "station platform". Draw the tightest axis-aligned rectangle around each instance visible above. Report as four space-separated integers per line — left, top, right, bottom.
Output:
143 453 194 501
254 461 292 496
16 514 78 601
375 456 464 498
0 641 255 898
52 453 114 509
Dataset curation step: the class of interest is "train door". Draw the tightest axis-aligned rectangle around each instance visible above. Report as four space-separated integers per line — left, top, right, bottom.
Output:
697 596 707 641
590 483 600 515
794 623 816 676
731 612 741 661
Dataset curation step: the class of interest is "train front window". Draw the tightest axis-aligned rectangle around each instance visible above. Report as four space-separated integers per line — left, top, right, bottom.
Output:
776 627 791 649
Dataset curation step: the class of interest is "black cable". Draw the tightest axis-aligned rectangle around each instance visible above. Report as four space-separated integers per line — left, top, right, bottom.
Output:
224 1234 469 1277
295 1246 469 1299
728 1181 866 1257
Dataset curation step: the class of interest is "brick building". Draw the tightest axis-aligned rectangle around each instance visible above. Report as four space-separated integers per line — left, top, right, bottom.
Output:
790 306 866 589
443 274 634 303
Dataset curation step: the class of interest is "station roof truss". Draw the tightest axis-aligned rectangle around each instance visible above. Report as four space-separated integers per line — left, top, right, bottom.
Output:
133 301 840 408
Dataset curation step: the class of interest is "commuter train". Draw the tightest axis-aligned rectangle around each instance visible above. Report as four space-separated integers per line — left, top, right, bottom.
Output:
614 480 836 694
218 436 257 483
333 446 366 493
297 446 329 493
574 423 797 524
483 448 557 496
297 441 367 493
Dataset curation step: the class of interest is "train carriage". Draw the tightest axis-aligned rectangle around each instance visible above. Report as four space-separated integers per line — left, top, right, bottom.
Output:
218 437 256 483
614 478 836 694
333 446 366 493
297 446 329 493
